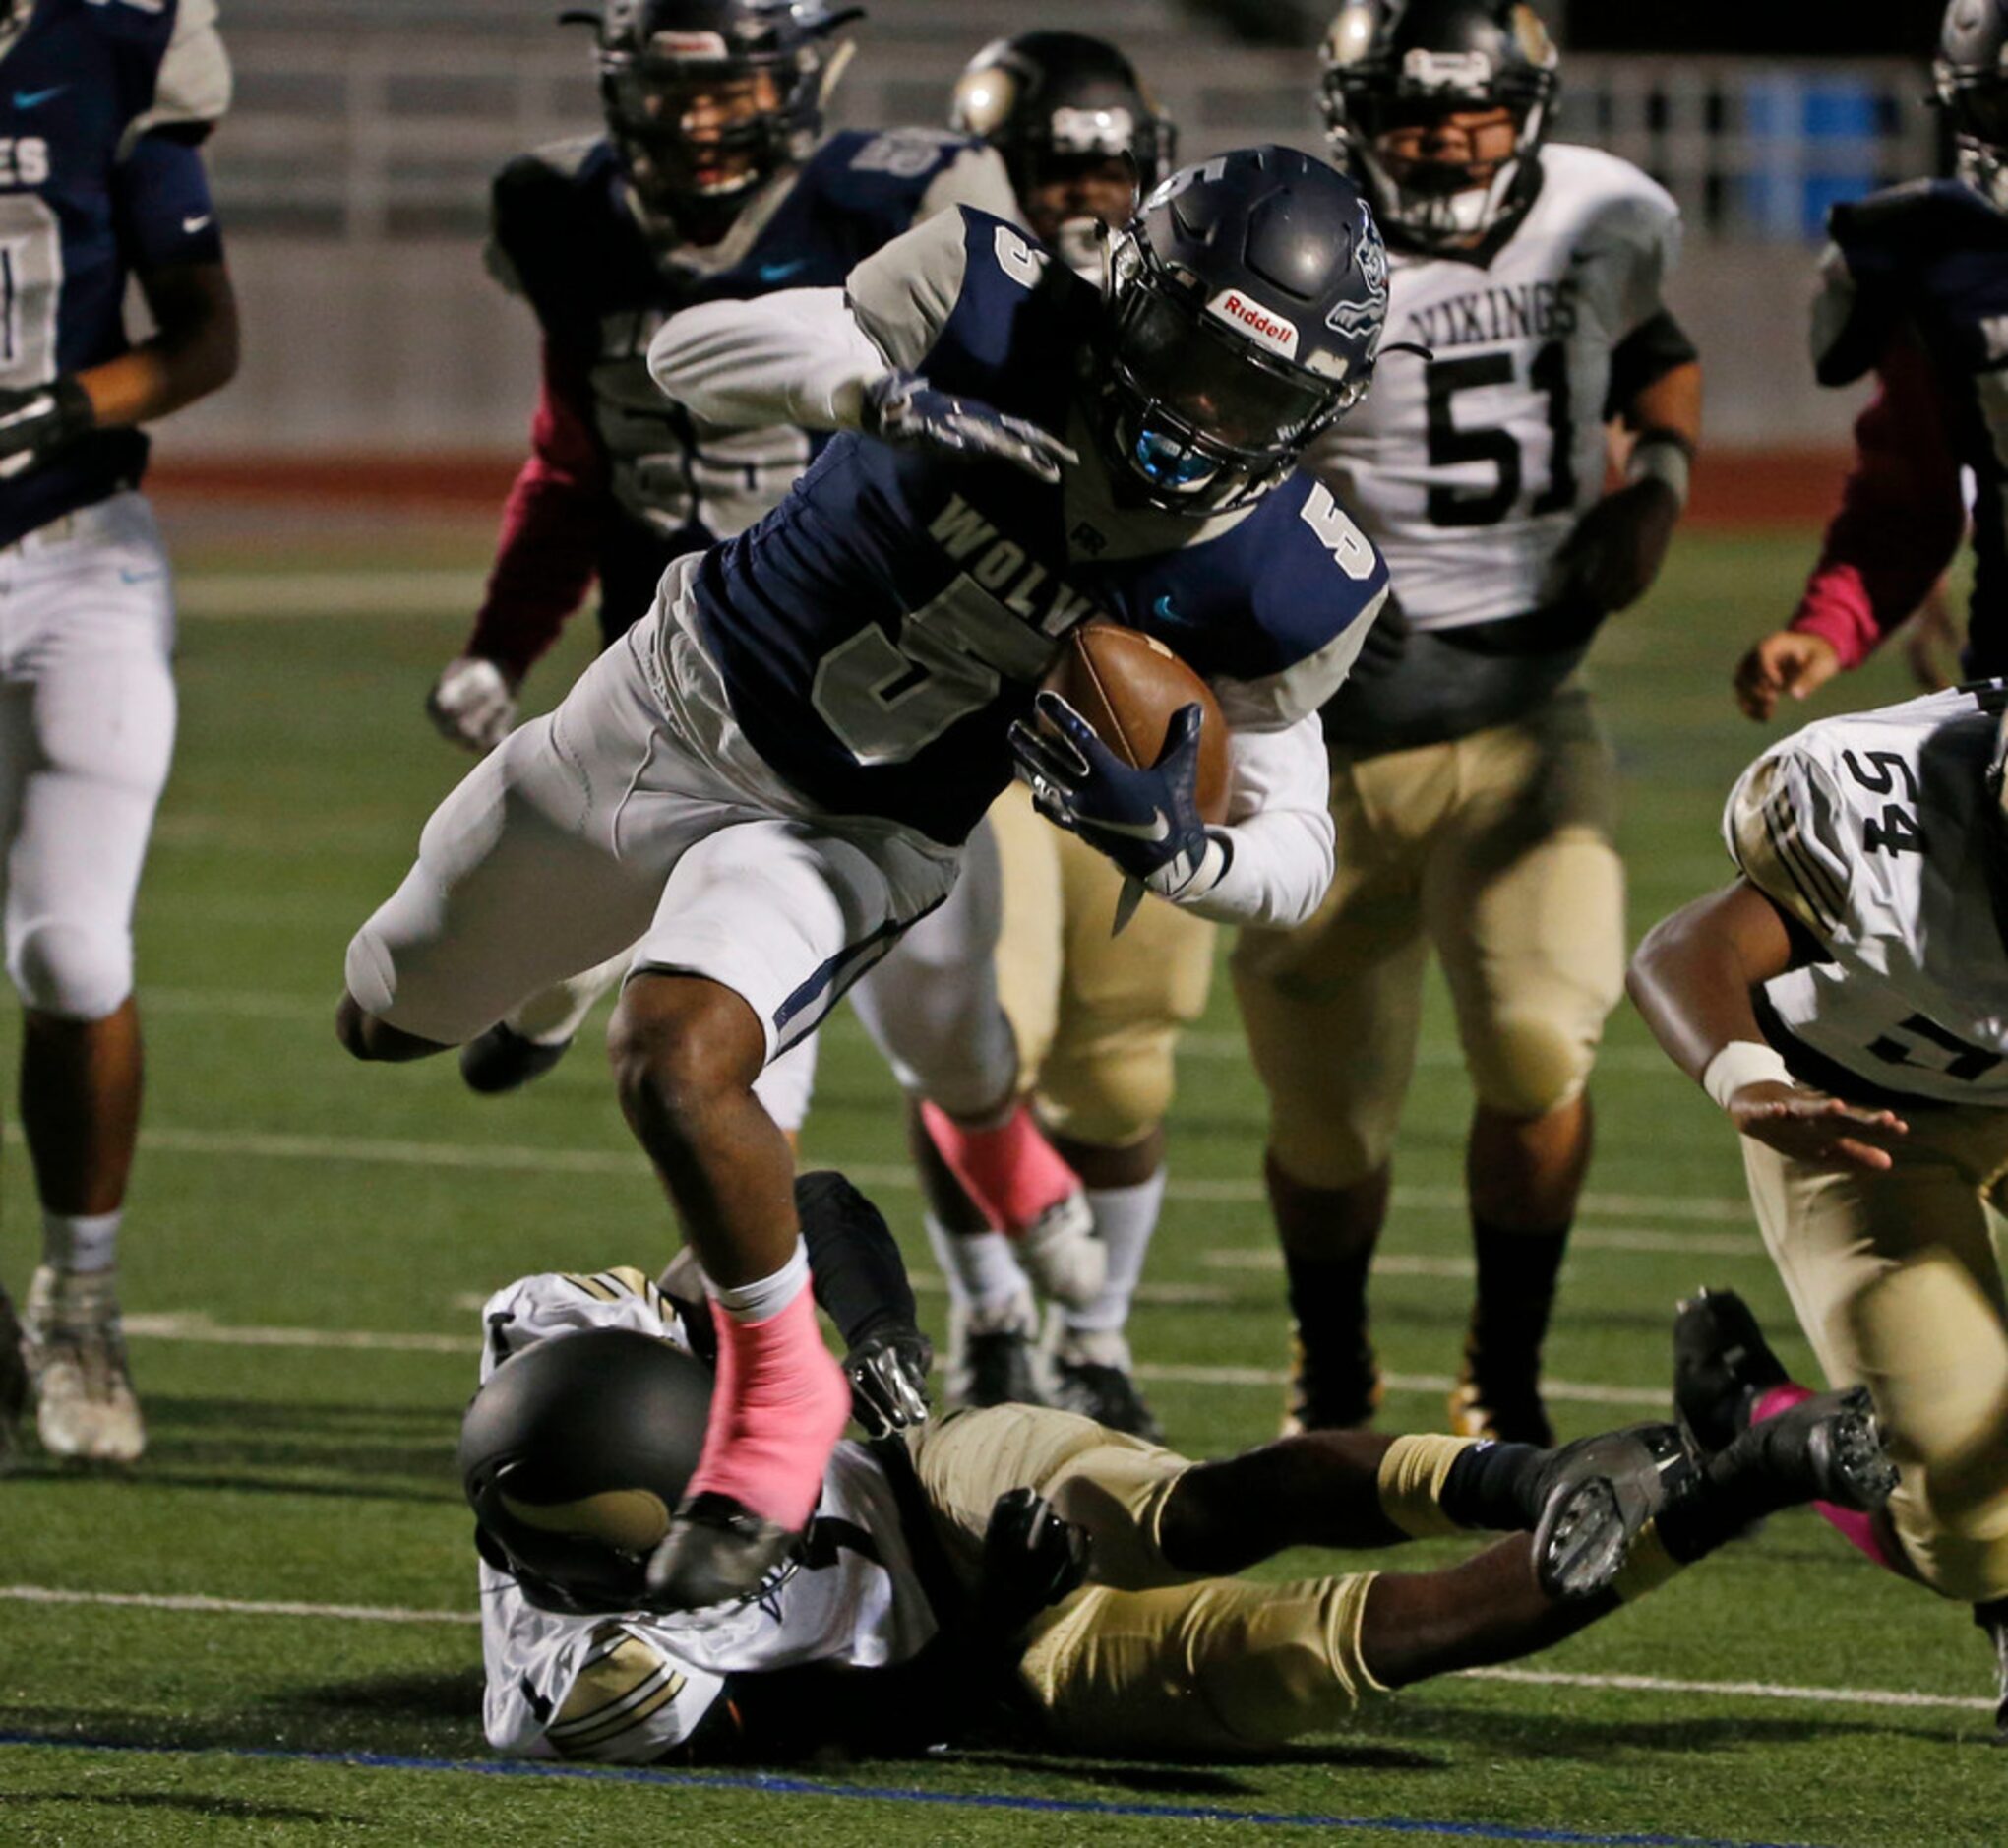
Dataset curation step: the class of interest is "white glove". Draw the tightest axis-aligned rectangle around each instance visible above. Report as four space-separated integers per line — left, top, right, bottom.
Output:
427 656 518 754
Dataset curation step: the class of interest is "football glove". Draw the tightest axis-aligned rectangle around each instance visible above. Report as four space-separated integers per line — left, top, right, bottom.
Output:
427 655 518 754
977 1488 1091 1633
862 371 1077 485
0 377 94 480
1009 691 1226 904
843 1325 933 1439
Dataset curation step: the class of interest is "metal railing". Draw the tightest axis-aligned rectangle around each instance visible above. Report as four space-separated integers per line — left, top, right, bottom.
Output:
207 33 1939 244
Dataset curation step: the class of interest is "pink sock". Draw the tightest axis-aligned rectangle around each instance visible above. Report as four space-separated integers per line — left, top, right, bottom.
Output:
1752 1382 1898 1571
920 1098 1078 1239
684 1289 850 1531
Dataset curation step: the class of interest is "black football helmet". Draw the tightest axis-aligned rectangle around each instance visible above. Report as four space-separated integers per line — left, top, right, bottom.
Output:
950 32 1177 199
459 1327 717 1616
1938 0 2008 212
1097 145 1389 516
1319 0 1558 255
565 0 863 231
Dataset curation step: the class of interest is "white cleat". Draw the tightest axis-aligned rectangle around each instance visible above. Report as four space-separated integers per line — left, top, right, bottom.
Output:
1014 1189 1106 1310
25 1265 146 1465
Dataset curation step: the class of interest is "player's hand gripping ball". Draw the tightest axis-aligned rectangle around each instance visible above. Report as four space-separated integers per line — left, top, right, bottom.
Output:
1010 623 1230 901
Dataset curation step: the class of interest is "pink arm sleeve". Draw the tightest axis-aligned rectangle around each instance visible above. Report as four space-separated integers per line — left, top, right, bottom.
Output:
1789 333 1967 670
464 339 611 680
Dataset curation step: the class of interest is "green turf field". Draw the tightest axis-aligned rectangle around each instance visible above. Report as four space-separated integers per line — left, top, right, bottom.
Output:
0 527 1997 1846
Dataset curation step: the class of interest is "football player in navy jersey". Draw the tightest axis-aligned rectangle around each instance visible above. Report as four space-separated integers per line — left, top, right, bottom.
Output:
421 0 1109 1315
340 146 1393 1610
0 0 237 1468
1734 0 2008 717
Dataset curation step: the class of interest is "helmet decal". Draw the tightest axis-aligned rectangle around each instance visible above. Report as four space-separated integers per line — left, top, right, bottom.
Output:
1206 290 1301 357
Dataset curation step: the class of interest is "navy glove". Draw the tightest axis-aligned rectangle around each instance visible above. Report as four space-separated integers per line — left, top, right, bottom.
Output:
862 370 1077 485
843 1325 933 1439
0 376 93 480
1009 690 1226 903
976 1488 1091 1633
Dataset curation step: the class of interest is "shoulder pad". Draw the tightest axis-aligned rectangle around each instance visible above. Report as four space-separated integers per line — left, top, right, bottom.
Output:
490 140 616 303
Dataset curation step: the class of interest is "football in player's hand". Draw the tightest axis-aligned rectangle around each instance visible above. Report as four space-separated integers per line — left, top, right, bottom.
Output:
1040 622 1231 823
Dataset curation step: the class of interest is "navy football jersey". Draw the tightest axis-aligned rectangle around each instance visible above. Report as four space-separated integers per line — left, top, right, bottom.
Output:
0 0 227 546
489 127 1017 618
1818 178 2008 670
685 208 1392 845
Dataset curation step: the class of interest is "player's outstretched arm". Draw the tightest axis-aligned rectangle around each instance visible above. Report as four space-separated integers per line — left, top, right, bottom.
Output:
1735 338 1966 721
1628 881 1907 1171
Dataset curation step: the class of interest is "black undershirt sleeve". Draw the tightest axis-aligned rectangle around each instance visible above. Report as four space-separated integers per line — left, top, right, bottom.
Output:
1605 309 1700 422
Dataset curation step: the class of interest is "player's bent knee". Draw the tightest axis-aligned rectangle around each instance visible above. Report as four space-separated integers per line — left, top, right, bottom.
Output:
7 919 132 1021
1268 1111 1396 1196
1465 1013 1598 1121
1040 1038 1177 1148
608 971 766 1133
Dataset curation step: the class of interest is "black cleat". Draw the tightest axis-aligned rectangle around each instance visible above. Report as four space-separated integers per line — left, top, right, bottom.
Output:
1449 1340 1554 1447
459 1022 574 1095
1281 1323 1381 1435
1707 1384 1897 1515
1974 1599 2008 1745
949 1296 1045 1411
1052 1353 1164 1443
1673 1286 1791 1454
1532 1423 1698 1600
645 1492 798 1611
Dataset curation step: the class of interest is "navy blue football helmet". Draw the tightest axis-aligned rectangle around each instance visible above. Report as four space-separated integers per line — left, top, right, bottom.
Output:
566 0 863 231
1320 0 1558 254
460 1327 724 1616
1097 145 1390 515
1938 0 2008 212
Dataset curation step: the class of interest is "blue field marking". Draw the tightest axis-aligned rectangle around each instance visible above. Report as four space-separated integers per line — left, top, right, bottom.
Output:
0 1731 1828 1847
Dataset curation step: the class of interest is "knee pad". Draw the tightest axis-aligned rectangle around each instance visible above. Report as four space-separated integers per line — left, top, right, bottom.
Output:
1464 1010 1599 1121
1038 1031 1177 1148
8 917 132 1020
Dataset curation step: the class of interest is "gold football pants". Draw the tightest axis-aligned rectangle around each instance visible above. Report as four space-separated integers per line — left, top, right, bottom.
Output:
906 1403 1384 1753
990 782 1216 1148
1232 685 1626 1190
1742 1103 2008 1604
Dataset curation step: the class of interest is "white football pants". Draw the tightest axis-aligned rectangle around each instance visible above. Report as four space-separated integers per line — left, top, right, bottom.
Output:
0 492 176 1021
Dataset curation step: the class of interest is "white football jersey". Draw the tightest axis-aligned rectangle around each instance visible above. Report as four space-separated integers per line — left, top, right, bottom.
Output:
1309 144 1681 630
474 1268 938 1763
1724 688 2008 1106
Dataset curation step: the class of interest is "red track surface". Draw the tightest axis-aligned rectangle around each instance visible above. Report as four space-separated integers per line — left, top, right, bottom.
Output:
147 449 1851 530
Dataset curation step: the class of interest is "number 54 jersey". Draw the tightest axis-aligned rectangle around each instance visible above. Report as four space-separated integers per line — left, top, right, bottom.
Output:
1726 685 2008 1107
1308 144 1681 633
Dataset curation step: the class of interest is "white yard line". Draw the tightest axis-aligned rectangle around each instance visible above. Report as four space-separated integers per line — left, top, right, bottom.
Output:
114 1311 1668 1407
101 1122 1759 1225
0 1584 1984 1714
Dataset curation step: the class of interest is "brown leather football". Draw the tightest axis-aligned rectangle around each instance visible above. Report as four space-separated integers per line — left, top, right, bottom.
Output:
1041 621 1231 824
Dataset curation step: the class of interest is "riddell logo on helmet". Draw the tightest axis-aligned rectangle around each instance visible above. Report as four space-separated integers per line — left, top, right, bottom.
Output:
1206 290 1300 357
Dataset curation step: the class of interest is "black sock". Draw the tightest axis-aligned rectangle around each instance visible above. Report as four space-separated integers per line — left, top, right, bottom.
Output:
1440 1439 1550 1531
1284 1246 1376 1395
1468 1217 1569 1372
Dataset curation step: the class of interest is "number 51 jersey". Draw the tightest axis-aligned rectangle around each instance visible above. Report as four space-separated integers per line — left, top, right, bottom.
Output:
1726 685 2008 1107
1309 143 1681 633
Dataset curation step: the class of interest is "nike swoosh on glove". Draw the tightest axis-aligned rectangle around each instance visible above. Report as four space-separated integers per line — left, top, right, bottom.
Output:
1008 690 1230 903
863 371 1078 485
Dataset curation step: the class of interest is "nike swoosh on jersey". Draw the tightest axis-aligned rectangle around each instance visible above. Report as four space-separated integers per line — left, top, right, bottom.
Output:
1089 810 1173 843
757 258 809 282
1151 593 1203 630
182 215 213 234
13 87 65 110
